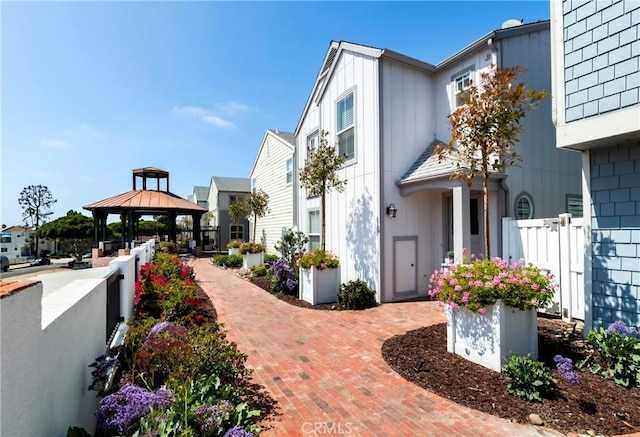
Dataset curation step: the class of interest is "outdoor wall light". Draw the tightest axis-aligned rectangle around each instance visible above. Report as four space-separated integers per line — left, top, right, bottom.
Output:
386 203 397 218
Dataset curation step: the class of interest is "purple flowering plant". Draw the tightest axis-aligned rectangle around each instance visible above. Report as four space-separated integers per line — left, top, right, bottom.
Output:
553 355 579 385
579 320 640 387
428 255 556 314
225 426 255 437
269 257 298 294
95 384 174 434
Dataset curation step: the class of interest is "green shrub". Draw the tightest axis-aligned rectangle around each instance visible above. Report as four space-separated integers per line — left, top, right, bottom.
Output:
251 263 267 277
274 230 308 265
212 254 242 268
263 253 279 264
578 321 640 387
212 254 228 266
158 241 176 253
337 279 377 310
226 254 242 267
502 355 556 402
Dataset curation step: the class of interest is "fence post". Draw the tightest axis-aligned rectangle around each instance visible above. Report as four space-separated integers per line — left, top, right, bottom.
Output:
559 213 572 322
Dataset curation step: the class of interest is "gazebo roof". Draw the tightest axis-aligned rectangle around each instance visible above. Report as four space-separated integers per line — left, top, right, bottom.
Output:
84 190 206 215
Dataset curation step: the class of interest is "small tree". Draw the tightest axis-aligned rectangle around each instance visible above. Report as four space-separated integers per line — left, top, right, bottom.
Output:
228 197 251 240
437 65 547 257
248 189 270 242
299 131 346 249
38 210 92 259
18 184 57 257
274 230 309 265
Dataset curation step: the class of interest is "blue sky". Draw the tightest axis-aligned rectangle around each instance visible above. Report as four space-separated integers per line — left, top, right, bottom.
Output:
1 1 550 226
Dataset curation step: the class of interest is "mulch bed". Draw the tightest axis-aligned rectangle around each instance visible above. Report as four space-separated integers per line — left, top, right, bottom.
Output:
382 318 640 436
246 275 338 311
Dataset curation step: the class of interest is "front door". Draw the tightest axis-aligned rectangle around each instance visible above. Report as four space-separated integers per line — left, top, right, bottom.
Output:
393 236 417 299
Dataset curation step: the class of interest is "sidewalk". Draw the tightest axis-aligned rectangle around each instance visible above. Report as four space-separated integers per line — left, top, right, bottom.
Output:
191 257 564 437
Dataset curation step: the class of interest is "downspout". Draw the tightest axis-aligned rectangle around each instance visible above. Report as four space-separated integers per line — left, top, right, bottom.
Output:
378 58 385 303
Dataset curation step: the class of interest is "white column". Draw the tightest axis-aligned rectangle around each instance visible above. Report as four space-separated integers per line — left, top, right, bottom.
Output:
559 213 573 322
452 183 470 262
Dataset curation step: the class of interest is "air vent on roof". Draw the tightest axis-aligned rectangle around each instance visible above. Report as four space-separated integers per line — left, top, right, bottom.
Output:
501 19 523 29
321 47 338 75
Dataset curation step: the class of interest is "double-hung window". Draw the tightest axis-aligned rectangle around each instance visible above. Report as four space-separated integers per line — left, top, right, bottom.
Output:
337 92 355 161
307 130 319 151
308 210 320 251
285 158 293 185
454 71 471 107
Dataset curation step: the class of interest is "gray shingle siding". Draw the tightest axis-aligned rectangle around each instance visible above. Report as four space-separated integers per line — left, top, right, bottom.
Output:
563 0 640 122
590 144 640 330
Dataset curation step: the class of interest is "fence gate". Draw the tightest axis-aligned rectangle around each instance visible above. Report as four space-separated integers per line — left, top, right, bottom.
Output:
502 213 585 321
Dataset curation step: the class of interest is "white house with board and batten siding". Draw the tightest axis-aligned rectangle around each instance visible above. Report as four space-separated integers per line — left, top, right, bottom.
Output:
249 129 296 254
294 20 582 303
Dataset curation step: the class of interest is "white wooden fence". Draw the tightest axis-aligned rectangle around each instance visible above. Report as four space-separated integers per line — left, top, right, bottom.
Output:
502 213 585 321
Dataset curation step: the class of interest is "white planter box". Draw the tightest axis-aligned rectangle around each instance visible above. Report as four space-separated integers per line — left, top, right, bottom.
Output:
228 248 240 255
445 300 538 372
242 252 264 270
300 267 340 305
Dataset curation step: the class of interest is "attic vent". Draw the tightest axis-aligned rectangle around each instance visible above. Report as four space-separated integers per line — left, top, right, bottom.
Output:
321 47 338 74
501 19 523 29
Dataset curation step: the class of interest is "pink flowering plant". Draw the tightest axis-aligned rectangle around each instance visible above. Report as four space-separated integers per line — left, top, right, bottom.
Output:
428 256 556 314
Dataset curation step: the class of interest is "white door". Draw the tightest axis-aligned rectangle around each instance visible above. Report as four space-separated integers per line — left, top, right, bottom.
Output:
394 237 417 299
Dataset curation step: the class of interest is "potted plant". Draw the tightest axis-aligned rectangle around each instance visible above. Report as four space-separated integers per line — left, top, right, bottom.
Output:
227 240 241 255
239 241 265 270
428 256 556 372
298 248 340 305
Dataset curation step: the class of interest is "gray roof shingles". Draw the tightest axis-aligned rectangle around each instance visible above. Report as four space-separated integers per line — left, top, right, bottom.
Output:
211 176 251 193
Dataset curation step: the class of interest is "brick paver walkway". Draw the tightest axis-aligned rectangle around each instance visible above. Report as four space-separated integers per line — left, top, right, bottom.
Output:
192 257 564 437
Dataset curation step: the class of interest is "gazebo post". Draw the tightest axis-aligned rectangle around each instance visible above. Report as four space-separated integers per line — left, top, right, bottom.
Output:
127 211 134 248
192 213 202 248
92 211 99 248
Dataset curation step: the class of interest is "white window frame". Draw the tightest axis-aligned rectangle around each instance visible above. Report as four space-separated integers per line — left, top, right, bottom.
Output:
514 192 534 220
307 130 319 151
308 209 320 251
230 224 244 241
285 158 293 185
336 90 355 162
251 177 257 192
452 66 474 107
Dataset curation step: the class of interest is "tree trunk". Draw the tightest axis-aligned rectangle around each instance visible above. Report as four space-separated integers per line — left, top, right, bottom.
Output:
321 191 326 250
483 171 490 258
253 213 257 242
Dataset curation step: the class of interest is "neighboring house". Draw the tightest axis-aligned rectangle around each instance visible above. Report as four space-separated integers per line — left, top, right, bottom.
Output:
190 185 213 249
248 129 296 254
295 20 582 303
0 225 57 262
206 176 251 251
550 0 640 331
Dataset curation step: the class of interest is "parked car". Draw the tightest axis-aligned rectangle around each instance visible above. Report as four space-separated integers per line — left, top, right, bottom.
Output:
1 255 9 272
30 257 51 267
82 252 92 259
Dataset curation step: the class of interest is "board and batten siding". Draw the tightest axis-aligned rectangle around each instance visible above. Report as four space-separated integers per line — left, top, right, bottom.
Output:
250 132 294 254
501 26 582 218
380 58 439 302
297 49 383 297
